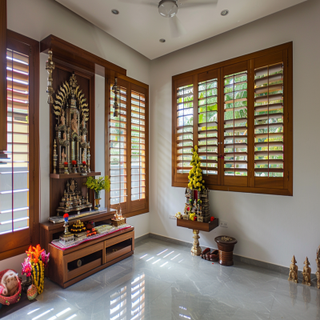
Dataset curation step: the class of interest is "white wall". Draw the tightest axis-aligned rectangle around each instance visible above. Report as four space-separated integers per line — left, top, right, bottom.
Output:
1 0 150 272
150 0 320 271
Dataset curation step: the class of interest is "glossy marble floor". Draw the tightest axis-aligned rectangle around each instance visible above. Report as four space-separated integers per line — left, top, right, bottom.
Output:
3 238 320 320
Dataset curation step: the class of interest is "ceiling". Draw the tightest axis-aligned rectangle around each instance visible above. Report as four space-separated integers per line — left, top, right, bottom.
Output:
55 0 307 60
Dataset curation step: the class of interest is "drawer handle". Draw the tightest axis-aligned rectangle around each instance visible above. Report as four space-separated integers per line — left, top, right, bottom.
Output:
77 259 83 268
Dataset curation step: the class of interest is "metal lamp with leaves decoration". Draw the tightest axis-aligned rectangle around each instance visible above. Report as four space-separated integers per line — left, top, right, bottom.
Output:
85 176 110 210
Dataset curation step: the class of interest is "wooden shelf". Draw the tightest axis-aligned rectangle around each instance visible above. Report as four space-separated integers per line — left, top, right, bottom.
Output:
177 218 219 232
50 171 101 179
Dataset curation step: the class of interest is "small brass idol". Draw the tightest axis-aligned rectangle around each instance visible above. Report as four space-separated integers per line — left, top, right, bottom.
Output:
288 255 298 283
302 257 311 286
316 247 320 289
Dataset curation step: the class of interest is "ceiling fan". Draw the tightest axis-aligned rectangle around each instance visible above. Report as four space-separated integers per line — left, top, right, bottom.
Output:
157 0 218 18
120 0 218 37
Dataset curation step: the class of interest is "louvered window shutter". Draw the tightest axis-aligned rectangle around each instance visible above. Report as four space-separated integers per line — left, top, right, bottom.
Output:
254 63 284 178
0 49 30 235
0 31 40 258
172 43 292 195
197 70 219 185
108 77 149 216
222 62 248 187
176 81 194 175
109 84 128 211
130 88 147 213
252 49 292 193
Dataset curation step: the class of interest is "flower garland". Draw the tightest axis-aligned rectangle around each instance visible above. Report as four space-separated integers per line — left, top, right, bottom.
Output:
188 145 205 191
22 244 50 295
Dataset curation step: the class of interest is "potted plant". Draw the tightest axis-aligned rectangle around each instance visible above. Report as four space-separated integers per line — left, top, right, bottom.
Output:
85 176 110 210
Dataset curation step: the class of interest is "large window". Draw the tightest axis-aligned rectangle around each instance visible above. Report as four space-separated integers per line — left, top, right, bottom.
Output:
107 75 149 217
172 43 293 195
0 31 39 260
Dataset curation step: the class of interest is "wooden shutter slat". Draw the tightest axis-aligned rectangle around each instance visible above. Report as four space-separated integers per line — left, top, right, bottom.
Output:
6 70 29 83
254 168 283 173
255 159 283 163
254 73 283 82
200 160 218 164
224 168 247 173
6 50 29 64
7 80 29 92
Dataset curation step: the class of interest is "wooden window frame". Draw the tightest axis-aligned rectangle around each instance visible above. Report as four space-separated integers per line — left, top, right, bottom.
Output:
106 74 149 218
0 30 40 260
172 42 293 196
0 0 7 151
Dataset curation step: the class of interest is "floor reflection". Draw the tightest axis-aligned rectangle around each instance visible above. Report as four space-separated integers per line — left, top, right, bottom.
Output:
109 274 145 320
5 238 320 320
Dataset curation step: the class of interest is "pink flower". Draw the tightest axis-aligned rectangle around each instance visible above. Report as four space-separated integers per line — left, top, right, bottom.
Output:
21 258 32 277
40 251 50 268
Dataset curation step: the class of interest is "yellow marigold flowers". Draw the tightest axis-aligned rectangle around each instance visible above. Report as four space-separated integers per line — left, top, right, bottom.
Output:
188 145 205 191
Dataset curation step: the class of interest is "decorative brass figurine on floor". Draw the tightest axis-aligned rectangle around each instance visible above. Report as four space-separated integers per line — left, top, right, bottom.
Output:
302 257 311 286
288 255 298 283
316 247 320 289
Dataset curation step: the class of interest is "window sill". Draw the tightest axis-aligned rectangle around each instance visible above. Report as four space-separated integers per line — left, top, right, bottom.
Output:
0 245 28 261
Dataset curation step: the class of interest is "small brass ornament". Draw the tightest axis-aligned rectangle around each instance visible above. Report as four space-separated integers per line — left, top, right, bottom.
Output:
288 255 298 283
46 50 55 104
302 257 311 286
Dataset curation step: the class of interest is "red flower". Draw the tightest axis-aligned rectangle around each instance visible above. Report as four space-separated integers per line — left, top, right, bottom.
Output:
72 160 77 165
194 216 197 221
82 161 86 165
210 216 215 222
63 213 69 219
64 162 68 166
187 207 190 211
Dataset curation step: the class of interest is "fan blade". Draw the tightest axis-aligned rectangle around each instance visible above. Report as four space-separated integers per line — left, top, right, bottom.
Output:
169 15 184 38
117 0 158 6
178 0 218 8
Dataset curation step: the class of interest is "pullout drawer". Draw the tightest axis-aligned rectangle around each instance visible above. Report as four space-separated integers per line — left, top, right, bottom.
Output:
106 239 132 263
105 230 134 247
64 242 103 282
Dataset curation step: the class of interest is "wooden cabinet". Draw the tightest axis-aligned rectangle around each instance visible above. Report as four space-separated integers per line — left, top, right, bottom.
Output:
45 225 134 288
41 209 134 288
